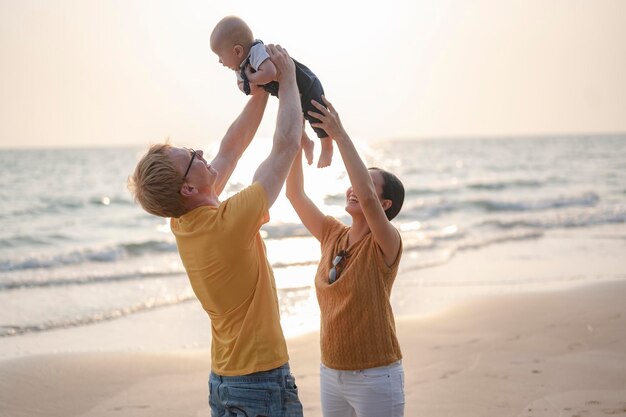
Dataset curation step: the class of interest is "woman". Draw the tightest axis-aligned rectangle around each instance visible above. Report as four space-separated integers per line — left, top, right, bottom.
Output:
286 96 405 417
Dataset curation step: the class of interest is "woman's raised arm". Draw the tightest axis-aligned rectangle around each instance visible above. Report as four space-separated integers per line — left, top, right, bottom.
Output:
286 146 327 242
309 97 400 265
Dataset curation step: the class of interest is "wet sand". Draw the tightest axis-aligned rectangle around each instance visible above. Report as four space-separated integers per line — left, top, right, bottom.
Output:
1 279 625 417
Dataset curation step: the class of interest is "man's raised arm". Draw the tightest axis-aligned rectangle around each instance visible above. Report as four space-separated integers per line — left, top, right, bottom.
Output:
211 89 269 196
252 45 302 207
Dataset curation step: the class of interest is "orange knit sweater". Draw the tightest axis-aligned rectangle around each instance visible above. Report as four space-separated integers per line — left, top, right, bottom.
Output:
315 216 403 370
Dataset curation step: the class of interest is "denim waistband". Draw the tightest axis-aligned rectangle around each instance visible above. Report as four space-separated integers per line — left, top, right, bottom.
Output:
210 363 291 383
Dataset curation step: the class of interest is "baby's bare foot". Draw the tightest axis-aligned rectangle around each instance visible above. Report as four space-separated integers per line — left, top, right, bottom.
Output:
317 150 332 168
302 137 315 165
318 136 333 168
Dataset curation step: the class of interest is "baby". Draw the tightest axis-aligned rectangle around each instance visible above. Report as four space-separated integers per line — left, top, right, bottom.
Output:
210 16 333 168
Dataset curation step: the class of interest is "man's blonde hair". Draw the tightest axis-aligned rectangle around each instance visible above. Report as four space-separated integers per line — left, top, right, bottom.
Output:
128 143 187 218
210 15 254 50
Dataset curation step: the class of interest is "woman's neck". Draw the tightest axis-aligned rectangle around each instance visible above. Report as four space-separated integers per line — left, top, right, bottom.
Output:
347 216 370 246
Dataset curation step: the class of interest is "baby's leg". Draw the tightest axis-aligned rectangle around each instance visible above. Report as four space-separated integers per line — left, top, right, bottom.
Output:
317 137 333 168
301 128 315 166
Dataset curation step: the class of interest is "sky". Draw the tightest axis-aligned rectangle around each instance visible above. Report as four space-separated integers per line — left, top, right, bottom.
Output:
0 0 625 149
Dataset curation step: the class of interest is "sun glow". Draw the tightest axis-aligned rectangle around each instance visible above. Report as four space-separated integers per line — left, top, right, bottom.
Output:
203 136 351 224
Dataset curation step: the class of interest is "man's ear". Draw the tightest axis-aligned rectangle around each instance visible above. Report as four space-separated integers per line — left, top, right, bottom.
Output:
180 183 195 198
234 44 244 58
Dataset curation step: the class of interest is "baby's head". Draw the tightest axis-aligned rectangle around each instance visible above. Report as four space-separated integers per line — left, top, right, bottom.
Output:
210 16 254 70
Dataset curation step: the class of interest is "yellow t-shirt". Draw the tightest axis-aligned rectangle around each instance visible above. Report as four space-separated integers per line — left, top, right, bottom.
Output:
170 182 288 376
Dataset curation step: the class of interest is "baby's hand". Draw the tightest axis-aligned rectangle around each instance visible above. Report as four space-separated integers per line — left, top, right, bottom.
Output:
237 71 264 95
244 65 255 79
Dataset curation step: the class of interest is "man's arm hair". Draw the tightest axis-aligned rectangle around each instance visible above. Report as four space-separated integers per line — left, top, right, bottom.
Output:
252 44 302 207
210 91 269 196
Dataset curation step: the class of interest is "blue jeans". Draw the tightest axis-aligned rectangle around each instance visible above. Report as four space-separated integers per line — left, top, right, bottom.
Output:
209 363 303 417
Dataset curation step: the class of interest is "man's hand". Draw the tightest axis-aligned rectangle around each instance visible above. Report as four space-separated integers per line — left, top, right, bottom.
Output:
265 44 295 84
251 43 301 208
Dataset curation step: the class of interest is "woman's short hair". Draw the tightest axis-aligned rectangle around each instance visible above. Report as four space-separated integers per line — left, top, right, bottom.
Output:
369 167 405 220
128 144 187 218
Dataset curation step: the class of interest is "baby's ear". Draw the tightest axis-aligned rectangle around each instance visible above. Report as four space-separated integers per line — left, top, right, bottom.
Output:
234 45 244 57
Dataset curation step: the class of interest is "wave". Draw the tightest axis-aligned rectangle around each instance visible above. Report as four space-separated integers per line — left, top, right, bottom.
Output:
271 260 319 269
406 178 548 196
1 258 322 290
400 228 544 272
400 191 600 220
469 191 599 212
0 293 196 338
123 240 178 255
0 195 134 219
0 284 320 338
400 204 626 265
261 223 311 239
0 240 178 272
326 178 549 202
466 178 544 190
404 186 460 197
3 200 621 276
398 204 624 266
0 270 187 291
477 204 626 230
0 234 71 249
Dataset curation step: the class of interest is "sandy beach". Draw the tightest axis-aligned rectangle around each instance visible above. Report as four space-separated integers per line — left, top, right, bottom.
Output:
2 281 625 417
1 229 626 417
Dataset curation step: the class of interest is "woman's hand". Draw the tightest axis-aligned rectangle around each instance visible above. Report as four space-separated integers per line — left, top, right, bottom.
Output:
308 96 346 140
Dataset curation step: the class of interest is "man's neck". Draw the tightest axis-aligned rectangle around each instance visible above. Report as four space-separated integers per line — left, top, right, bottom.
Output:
184 194 220 213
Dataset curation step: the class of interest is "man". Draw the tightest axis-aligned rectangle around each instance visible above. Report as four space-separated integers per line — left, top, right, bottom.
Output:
129 44 303 416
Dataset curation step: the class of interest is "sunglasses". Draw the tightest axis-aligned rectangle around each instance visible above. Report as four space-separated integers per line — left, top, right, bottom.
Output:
328 250 348 284
182 148 197 180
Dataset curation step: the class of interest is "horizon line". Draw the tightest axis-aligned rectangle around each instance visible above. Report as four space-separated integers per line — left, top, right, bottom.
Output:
1 131 625 151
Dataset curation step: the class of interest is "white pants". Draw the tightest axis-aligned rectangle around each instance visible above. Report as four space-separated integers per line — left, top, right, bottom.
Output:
320 361 405 417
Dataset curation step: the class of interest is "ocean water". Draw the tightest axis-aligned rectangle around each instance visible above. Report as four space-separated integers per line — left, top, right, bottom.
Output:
1 135 626 339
